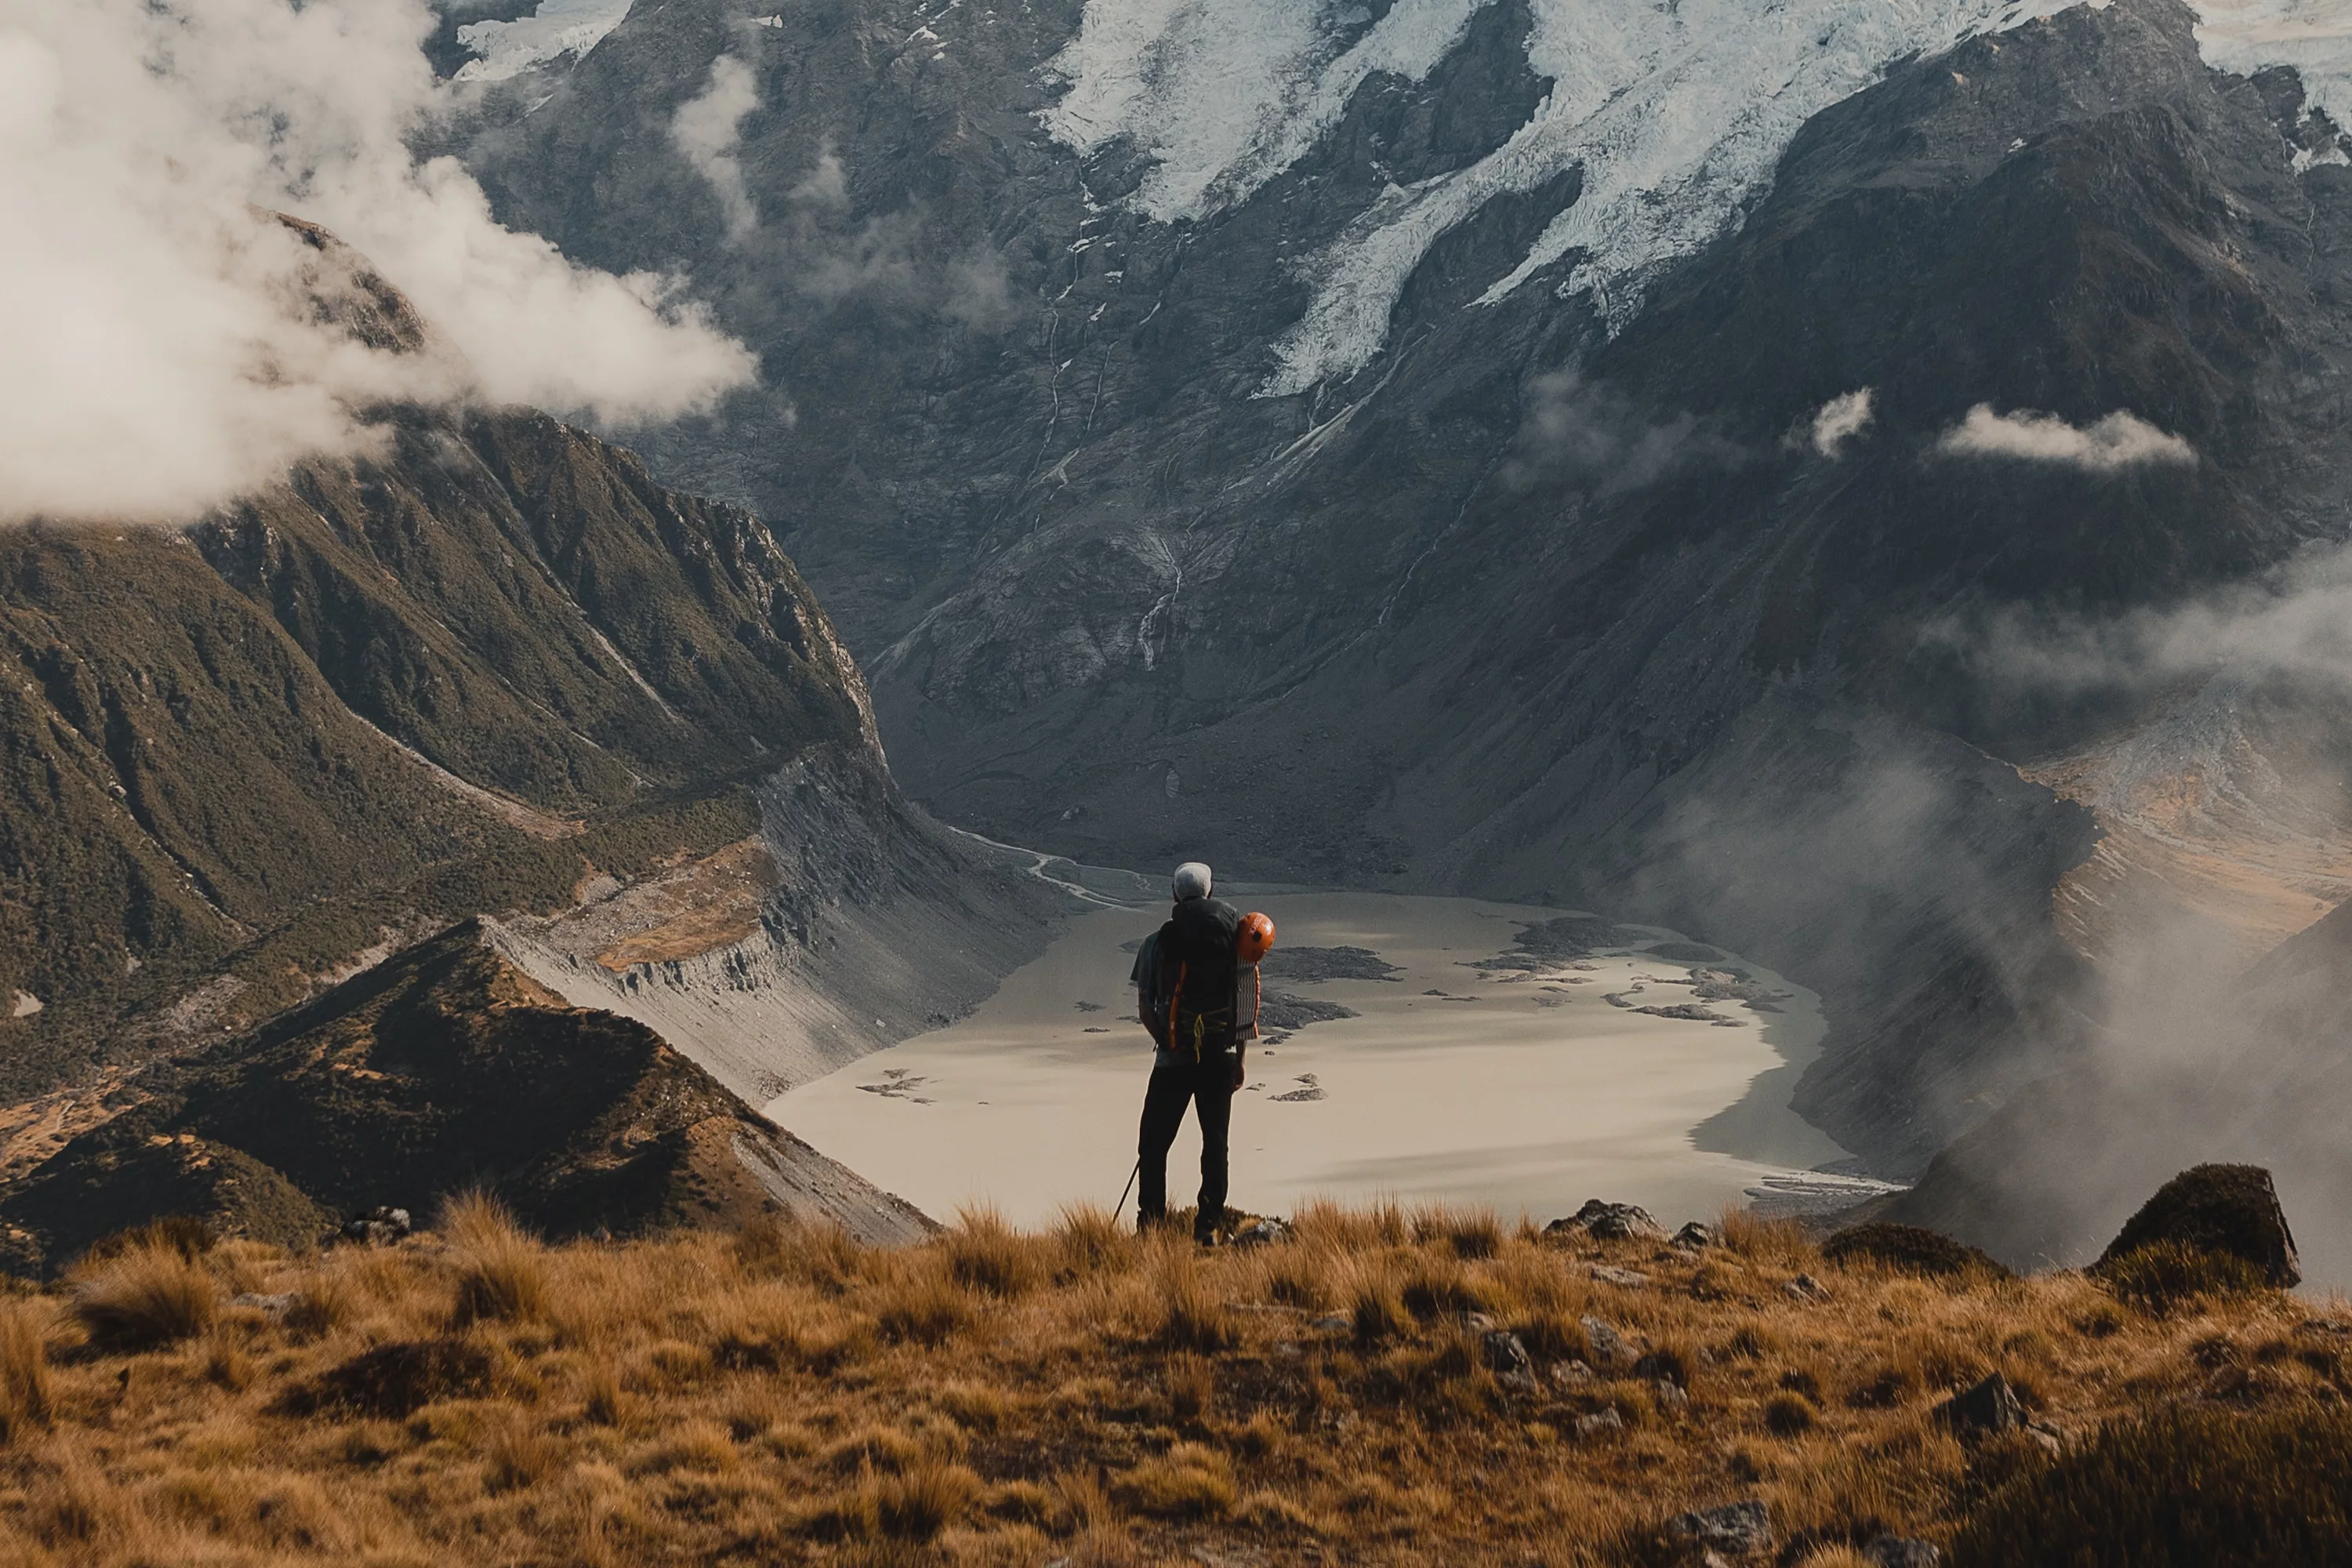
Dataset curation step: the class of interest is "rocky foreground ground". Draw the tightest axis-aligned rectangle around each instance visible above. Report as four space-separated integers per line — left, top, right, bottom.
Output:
0 1171 2344 1566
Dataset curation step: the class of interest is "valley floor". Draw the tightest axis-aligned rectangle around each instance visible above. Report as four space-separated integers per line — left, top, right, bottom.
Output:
772 896 1849 1229
1 1203 2344 1566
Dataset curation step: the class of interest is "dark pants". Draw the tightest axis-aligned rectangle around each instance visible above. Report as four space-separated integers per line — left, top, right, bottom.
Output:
1138 1054 1234 1233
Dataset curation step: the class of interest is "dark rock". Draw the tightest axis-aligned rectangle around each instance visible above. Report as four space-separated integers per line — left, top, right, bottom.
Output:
342 1207 412 1247
1575 1407 1624 1438
1549 1199 1667 1241
1866 1540 1942 1568
1580 1314 1637 1368
1824 1222 2013 1280
1666 1500 1771 1556
1483 1329 1534 1376
1783 1273 1832 1302
1673 1221 1719 1250
1255 993 1359 1035
1646 943 1726 964
1635 1003 1736 1023
1257 947 1403 984
1934 1373 2024 1442
2092 1164 2300 1288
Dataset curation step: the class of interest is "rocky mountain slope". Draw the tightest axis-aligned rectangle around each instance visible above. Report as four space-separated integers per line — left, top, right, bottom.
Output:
0 920 933 1276
445 0 2352 1174
0 218 1071 1258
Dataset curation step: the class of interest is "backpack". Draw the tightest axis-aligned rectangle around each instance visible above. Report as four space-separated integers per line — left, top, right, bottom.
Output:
1158 897 1241 1059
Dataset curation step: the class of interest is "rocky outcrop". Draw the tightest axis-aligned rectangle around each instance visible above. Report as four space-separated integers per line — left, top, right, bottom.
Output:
2092 1164 2302 1288
1823 1222 2013 1281
0 921 935 1276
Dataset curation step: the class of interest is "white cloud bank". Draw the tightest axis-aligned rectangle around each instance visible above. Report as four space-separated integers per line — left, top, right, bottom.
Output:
0 0 754 524
1936 405 2196 472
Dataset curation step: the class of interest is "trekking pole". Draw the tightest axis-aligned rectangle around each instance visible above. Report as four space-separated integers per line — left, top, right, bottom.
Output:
1115 1159 1140 1218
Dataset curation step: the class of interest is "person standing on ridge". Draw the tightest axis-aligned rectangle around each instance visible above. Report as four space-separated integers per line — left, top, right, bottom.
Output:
1131 862 1267 1243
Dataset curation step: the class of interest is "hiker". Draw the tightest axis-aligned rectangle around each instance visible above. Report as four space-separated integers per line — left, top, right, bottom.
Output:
1130 862 1269 1243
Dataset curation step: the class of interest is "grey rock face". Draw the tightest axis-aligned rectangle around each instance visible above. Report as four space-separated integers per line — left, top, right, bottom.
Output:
452 0 2352 1178
1667 1500 1773 1557
1936 1372 2027 1441
1548 1199 1667 1241
1579 1313 1637 1369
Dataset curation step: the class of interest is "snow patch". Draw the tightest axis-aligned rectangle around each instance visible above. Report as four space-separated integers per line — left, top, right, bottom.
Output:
1044 0 2352 394
2194 2 2352 130
455 0 634 83
1042 0 2104 394
1040 0 1494 222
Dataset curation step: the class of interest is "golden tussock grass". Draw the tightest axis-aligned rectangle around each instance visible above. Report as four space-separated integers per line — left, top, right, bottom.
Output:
0 1202 2339 1566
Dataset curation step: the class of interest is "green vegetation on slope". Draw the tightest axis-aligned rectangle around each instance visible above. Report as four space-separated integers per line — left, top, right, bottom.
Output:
0 407 873 1100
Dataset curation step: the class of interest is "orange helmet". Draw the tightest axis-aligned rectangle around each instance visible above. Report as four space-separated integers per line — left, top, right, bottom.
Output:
1235 912 1275 966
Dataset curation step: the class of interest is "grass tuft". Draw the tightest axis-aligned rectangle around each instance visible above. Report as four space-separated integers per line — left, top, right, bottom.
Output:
0 1305 52 1442
2096 1241 2268 1316
70 1243 218 1352
1952 1406 2352 1566
946 1205 1038 1298
444 1192 548 1326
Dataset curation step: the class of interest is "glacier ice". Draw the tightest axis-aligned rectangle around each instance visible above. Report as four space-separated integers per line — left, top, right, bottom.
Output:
1042 0 2352 396
2194 0 2352 129
455 0 635 84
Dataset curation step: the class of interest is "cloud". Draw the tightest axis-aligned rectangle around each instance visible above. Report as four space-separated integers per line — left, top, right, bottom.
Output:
1936 405 2195 473
1504 370 1742 495
1810 388 1875 459
0 0 754 525
789 141 850 211
673 54 761 240
1932 542 2352 717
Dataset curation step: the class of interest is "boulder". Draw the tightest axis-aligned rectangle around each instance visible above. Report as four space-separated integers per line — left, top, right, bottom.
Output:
1580 1314 1638 1368
342 1206 412 1247
2092 1165 2300 1288
1823 1222 2011 1280
1934 1372 2024 1442
1575 1407 1624 1438
1667 1500 1771 1557
1483 1330 1533 1376
1866 1539 1941 1568
1547 1200 1667 1242
1550 1360 1595 1389
1673 1221 1719 1250
1782 1272 1832 1302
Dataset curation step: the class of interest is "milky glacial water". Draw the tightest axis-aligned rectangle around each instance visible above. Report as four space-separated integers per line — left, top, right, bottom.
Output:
768 893 1864 1231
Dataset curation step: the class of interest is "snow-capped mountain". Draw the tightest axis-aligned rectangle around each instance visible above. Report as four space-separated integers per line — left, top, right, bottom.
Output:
456 0 2352 1186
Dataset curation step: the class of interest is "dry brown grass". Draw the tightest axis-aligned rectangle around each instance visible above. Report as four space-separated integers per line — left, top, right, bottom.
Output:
68 1243 217 1352
0 1203 2337 1566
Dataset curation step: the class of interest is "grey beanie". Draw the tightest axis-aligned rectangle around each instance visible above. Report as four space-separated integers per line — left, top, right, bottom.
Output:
1172 862 1212 900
